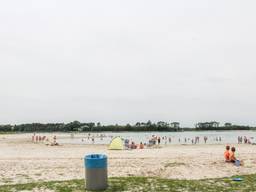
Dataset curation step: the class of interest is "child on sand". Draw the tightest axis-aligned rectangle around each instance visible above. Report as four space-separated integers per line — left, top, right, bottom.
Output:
230 147 237 163
229 147 243 166
224 145 230 162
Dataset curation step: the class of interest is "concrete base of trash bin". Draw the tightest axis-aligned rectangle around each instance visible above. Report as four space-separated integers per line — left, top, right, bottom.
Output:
85 168 108 190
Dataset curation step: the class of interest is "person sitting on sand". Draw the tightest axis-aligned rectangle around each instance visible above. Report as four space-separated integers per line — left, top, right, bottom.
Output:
139 142 144 149
229 147 244 166
124 139 129 149
230 147 237 163
131 142 137 149
224 145 230 162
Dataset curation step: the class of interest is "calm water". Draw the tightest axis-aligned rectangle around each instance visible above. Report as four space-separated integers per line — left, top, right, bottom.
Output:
57 131 256 145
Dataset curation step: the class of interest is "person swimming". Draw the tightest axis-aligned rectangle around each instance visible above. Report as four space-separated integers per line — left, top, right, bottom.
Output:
224 145 230 162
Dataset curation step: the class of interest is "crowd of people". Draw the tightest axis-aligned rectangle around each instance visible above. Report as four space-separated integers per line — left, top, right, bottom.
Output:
124 139 145 149
32 134 58 146
31 132 255 148
79 133 108 144
147 135 223 145
238 136 252 144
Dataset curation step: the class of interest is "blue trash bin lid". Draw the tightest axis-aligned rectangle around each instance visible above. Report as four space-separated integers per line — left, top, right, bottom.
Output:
85 154 107 168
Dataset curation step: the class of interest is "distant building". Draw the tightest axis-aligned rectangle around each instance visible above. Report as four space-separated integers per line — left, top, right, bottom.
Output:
224 123 232 127
140 122 147 127
196 121 219 128
157 121 168 127
170 122 180 129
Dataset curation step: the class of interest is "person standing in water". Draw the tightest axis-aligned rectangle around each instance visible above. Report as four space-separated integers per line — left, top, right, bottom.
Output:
32 133 35 142
53 135 57 144
204 136 208 144
157 137 161 145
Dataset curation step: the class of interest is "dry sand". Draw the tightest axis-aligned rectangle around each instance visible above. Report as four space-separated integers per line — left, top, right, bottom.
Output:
0 133 256 185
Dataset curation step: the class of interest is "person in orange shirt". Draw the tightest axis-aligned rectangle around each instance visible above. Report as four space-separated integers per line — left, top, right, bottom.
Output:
224 145 230 162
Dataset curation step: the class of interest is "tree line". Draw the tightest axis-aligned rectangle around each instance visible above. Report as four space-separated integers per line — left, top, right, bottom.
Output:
0 121 180 133
0 121 254 133
195 125 251 131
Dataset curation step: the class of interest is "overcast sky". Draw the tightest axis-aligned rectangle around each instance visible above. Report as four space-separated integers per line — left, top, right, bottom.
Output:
1 0 256 127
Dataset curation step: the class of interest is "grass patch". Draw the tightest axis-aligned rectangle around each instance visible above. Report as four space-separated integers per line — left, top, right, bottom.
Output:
0 174 256 192
1 178 13 184
34 173 42 177
0 132 14 135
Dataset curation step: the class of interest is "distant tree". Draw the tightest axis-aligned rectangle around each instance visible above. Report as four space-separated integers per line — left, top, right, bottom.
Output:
135 122 141 127
146 120 152 126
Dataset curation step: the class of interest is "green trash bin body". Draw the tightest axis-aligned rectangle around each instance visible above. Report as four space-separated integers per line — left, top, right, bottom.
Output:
85 154 108 190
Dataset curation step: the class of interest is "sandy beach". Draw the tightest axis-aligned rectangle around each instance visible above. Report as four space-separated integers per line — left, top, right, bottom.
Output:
0 133 256 185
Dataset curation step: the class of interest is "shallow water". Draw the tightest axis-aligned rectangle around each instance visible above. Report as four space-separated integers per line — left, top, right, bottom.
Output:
57 130 256 145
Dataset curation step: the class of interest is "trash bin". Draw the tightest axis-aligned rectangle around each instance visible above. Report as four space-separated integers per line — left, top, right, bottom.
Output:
84 154 108 190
